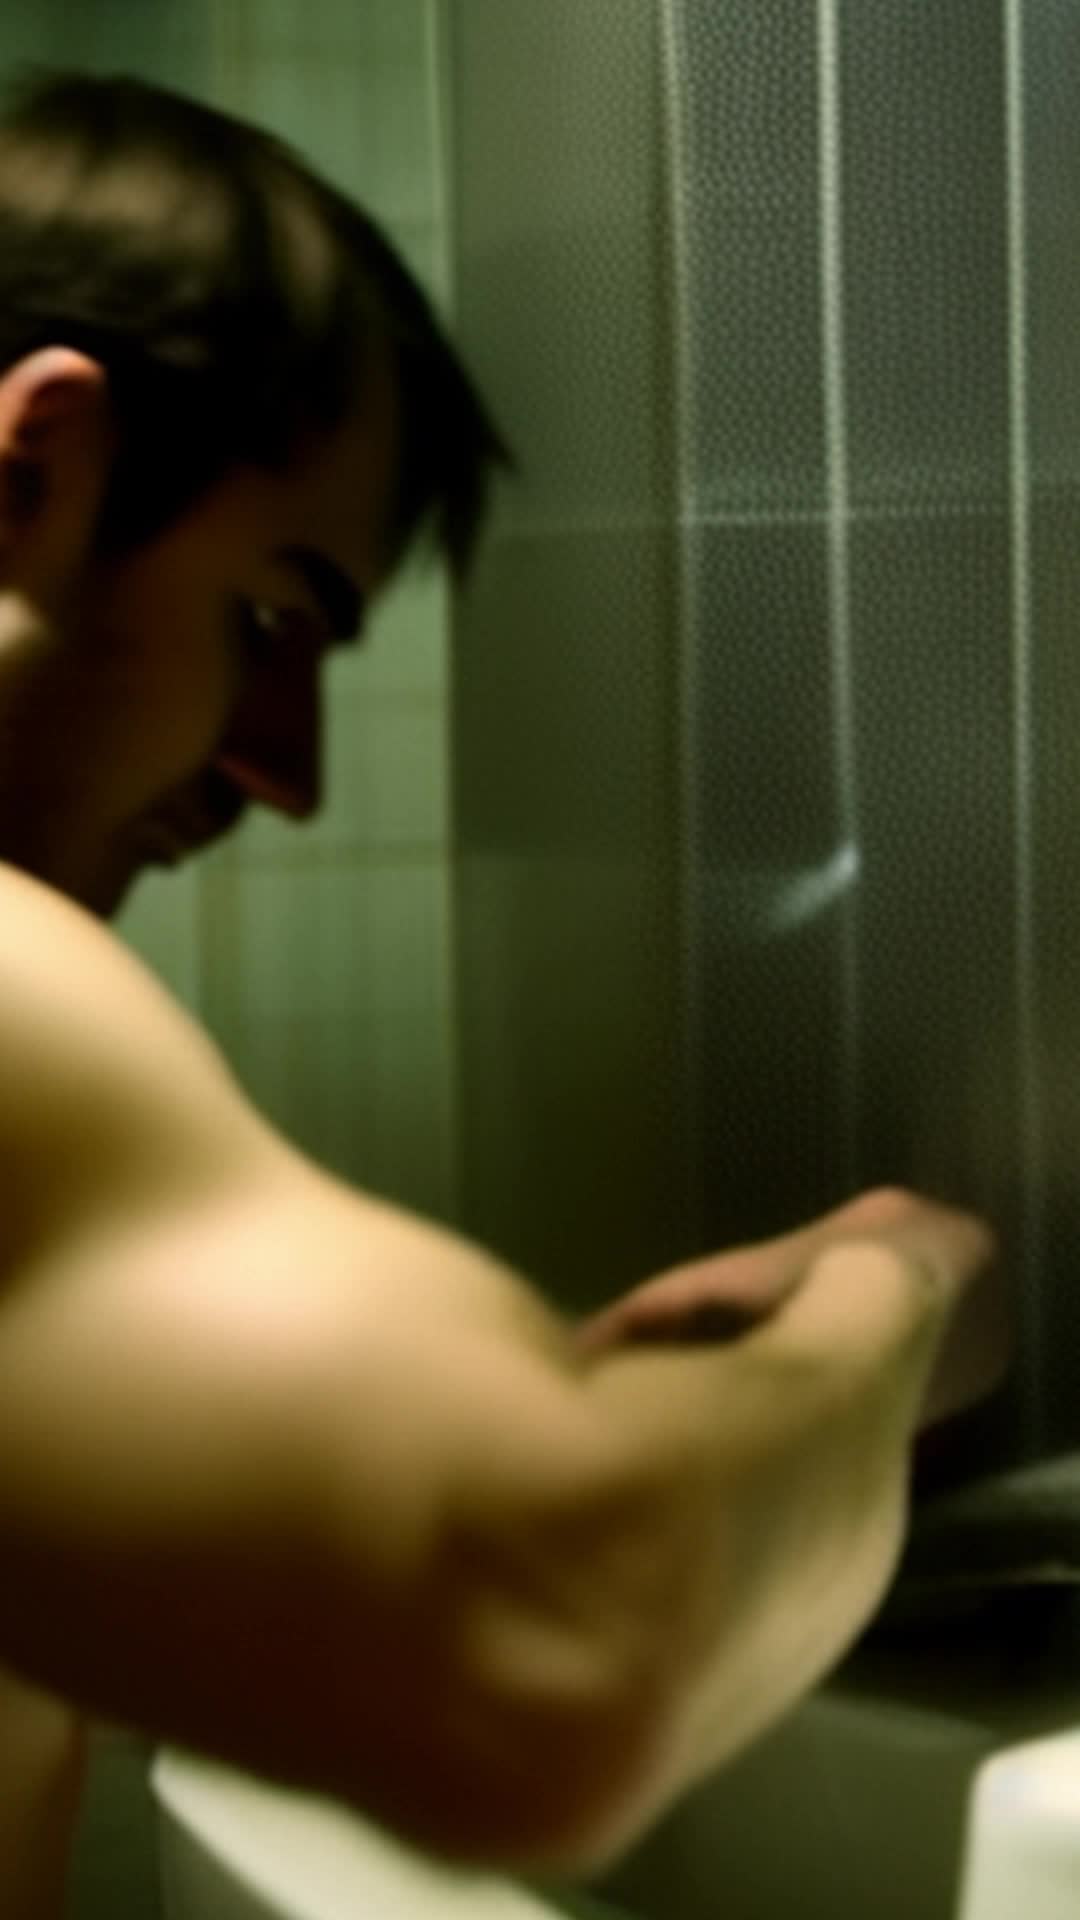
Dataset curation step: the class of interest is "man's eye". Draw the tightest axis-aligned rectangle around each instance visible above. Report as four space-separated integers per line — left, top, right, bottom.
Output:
234 601 285 667
234 599 268 656
235 600 323 668
251 602 281 636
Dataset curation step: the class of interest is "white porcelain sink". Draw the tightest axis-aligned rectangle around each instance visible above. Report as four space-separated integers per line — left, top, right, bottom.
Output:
152 1750 615 1920
151 1635 1080 1920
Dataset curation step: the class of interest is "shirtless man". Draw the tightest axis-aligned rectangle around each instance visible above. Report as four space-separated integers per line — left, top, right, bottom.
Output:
0 72 1003 1919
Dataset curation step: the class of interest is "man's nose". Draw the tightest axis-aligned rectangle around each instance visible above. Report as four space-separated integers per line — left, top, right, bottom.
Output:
214 657 323 820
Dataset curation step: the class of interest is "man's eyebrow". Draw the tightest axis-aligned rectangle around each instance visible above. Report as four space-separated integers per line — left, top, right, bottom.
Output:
276 544 366 643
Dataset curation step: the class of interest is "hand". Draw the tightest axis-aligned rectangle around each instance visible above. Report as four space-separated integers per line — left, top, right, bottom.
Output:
577 1188 1008 1427
574 1188 1002 1794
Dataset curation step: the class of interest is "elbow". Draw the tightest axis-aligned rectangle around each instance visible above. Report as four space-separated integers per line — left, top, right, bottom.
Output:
487 1671 678 1873
330 1560 680 1873
323 1379 691 1870
410 1435 696 1868
303 1568 679 1873
405 1496 688 1867
524 1688 676 1873
379 1664 675 1875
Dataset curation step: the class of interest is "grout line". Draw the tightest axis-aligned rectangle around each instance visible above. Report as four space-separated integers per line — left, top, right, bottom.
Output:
476 498 1023 544
324 683 446 710
818 0 862 1187
207 843 449 873
658 0 706 1248
1004 0 1047 1370
424 0 456 313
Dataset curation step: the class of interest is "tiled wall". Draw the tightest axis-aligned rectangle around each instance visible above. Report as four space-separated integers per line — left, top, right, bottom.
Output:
118 0 458 1225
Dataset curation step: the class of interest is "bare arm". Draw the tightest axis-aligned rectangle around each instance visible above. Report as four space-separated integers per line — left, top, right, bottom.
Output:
0 864 995 1870
578 1198 996 1817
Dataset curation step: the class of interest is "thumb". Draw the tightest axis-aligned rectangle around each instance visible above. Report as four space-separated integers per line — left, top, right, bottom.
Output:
778 1213 992 1430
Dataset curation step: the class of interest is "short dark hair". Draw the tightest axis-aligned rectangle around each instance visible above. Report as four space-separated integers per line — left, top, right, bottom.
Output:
0 68 509 574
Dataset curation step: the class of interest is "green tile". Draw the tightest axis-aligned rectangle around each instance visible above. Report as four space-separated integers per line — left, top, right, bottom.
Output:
387 215 452 313
210 46 435 223
195 858 454 1218
327 692 447 851
234 691 447 861
346 561 449 699
243 1007 454 1218
201 858 449 1029
117 867 203 1015
213 0 429 63
0 0 209 75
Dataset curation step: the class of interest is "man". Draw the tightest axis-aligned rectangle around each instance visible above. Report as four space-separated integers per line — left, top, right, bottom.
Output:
0 70 1002 1919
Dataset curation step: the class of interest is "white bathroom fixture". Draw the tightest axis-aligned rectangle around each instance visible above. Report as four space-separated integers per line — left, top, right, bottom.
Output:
153 1750 589 1920
957 1729 1080 1920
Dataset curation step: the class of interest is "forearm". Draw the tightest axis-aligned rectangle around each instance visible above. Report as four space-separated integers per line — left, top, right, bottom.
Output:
569 1241 946 1813
338 1201 961 1850
0 862 996 1871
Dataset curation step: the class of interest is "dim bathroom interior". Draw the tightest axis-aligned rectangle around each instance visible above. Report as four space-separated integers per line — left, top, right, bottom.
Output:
4 0 1080 1915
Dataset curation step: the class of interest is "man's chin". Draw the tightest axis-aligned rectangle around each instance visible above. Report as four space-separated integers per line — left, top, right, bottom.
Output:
80 850 148 921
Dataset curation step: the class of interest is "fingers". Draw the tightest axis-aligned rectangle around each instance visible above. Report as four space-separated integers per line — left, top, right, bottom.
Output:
578 1208 867 1354
818 1187 997 1304
580 1187 994 1352
779 1238 944 1364
769 1193 999 1427
915 1249 1012 1427
578 1187 1000 1435
578 1296 764 1355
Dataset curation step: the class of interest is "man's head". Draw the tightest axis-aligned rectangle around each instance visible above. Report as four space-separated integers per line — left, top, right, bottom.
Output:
0 70 506 915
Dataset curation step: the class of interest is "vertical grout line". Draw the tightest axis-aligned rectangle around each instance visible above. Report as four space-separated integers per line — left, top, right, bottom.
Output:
1004 0 1046 1376
426 0 456 313
658 0 705 1250
424 0 462 1223
818 0 861 1190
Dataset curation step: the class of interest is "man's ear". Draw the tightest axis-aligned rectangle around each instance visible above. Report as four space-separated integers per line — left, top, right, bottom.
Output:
0 348 114 608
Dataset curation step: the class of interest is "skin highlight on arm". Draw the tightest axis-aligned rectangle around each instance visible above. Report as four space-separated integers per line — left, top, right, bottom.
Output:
0 863 997 1871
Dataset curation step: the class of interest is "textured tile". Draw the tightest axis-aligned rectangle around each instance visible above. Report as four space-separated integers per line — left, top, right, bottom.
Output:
209 47 435 223
117 868 204 1016
0 0 210 88
222 1005 456 1218
326 693 447 851
387 216 451 312
342 561 449 699
212 0 429 62
202 859 449 1029
234 691 447 862
196 853 455 1216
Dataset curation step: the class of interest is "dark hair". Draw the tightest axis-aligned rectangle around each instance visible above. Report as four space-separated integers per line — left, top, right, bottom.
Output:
0 68 510 574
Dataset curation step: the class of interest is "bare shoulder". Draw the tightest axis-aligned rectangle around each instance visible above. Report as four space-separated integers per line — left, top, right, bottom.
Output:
0 871 615 1858
0 864 564 1443
0 857 242 1110
0 860 563 1345
0 860 273 1262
